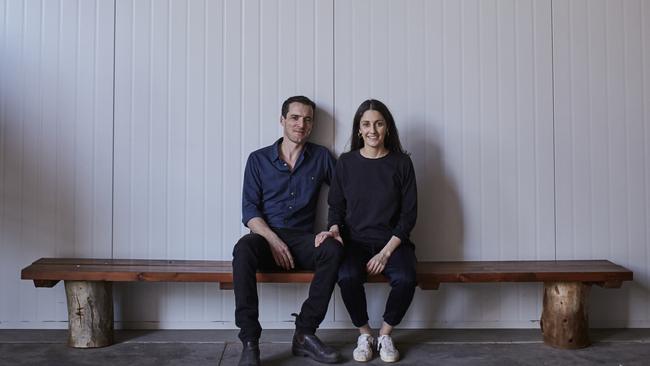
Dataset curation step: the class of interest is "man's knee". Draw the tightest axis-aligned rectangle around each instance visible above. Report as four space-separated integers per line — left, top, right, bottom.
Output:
233 233 265 260
317 238 344 261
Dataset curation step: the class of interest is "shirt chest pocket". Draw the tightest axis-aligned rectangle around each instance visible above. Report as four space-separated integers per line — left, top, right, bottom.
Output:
295 174 323 198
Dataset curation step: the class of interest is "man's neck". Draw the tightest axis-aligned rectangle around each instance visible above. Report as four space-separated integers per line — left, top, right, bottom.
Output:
280 138 305 170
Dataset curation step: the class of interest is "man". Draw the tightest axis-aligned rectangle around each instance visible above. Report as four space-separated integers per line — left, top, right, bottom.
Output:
233 96 343 365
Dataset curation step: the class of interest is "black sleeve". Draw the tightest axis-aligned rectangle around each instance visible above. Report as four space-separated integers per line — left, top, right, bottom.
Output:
327 158 346 229
391 156 418 242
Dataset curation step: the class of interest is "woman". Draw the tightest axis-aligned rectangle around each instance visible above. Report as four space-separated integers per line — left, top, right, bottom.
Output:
315 99 417 363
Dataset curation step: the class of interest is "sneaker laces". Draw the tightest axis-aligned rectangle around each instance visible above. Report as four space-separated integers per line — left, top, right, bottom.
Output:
377 335 396 353
357 334 373 350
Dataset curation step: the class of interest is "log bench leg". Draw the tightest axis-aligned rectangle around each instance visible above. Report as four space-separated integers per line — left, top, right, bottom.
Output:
64 281 114 348
540 281 591 349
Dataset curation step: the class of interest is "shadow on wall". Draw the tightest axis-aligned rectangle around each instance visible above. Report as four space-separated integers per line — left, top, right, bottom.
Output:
409 127 464 262
311 105 335 232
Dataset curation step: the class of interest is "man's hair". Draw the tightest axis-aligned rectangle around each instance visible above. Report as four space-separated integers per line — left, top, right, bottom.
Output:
281 96 316 118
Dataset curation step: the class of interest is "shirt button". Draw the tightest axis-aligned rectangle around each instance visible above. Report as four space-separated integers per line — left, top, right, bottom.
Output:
289 206 293 210
283 163 288 167
290 192 295 196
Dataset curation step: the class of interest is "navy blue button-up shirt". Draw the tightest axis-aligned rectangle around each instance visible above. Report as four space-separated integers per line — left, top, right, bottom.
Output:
242 138 336 232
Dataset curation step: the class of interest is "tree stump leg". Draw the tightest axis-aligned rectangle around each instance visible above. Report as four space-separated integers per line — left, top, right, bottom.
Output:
64 281 114 348
540 281 591 349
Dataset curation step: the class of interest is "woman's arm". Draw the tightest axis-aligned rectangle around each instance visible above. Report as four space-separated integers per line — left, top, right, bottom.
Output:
391 156 418 243
367 235 401 275
327 160 347 230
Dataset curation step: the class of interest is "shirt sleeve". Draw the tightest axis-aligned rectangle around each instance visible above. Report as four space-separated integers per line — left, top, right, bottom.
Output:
241 154 264 227
391 156 418 243
327 158 346 229
323 150 337 186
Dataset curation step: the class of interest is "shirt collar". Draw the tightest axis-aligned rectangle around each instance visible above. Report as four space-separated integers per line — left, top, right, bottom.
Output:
272 138 312 162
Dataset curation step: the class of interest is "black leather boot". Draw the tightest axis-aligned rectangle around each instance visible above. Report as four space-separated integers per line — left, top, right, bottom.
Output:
292 331 341 364
238 341 261 366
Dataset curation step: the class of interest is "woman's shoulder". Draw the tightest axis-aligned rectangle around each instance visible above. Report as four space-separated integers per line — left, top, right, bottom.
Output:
337 150 358 163
390 151 412 163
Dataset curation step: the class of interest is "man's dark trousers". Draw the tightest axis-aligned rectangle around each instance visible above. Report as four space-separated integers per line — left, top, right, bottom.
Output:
232 228 344 342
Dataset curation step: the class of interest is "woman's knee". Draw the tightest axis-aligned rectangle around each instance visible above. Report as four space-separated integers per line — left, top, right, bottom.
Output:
337 266 364 288
389 268 417 289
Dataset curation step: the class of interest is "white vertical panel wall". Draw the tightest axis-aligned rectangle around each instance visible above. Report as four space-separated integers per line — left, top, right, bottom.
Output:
0 0 114 328
553 0 650 327
2 0 650 329
112 0 334 327
333 0 555 328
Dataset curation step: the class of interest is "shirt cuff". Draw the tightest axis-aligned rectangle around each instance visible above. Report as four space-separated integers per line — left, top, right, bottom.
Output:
242 210 263 227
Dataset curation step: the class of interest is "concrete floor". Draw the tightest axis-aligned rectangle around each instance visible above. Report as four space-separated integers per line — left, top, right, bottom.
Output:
1 329 650 365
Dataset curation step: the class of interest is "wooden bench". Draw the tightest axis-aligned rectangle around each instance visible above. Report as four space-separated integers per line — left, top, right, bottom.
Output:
21 258 632 350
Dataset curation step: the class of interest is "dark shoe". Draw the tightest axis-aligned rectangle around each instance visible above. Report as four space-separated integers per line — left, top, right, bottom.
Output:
238 341 261 366
292 331 341 364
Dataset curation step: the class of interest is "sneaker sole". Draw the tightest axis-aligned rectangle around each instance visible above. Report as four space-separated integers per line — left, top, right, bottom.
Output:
380 355 399 363
353 353 372 362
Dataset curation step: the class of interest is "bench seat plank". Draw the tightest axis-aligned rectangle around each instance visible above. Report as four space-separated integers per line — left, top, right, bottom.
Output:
20 257 633 350
22 258 632 287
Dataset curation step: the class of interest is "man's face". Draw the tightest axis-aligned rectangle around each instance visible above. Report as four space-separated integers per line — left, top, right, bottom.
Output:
281 102 314 145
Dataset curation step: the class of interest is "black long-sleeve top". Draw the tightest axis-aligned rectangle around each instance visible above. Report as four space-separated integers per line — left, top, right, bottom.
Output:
327 149 418 245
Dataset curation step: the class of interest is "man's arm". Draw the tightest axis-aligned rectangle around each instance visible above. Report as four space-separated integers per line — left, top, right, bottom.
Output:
247 217 294 270
241 154 294 270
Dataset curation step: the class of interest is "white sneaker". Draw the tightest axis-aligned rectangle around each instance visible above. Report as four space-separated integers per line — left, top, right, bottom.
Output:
353 333 375 362
377 335 399 363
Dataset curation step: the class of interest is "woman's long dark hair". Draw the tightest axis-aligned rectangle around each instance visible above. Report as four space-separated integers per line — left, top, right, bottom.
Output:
350 99 405 153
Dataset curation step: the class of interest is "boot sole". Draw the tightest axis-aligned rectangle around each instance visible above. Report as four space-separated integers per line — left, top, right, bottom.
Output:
292 346 341 364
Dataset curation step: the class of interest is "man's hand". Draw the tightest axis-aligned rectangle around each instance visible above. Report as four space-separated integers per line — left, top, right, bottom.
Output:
314 228 343 247
246 217 295 270
366 252 390 275
269 238 295 270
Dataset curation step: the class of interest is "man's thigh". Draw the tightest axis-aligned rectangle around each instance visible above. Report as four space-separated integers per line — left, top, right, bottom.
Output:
276 229 318 270
236 232 281 271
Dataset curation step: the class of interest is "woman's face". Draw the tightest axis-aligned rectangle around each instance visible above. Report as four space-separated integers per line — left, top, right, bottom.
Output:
359 110 387 149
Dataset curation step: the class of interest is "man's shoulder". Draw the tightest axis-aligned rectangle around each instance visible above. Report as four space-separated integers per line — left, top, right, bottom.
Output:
247 143 277 160
305 142 334 160
305 141 329 153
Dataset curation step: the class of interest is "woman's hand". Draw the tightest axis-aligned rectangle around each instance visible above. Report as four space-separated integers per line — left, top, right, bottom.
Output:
367 251 390 275
314 229 343 247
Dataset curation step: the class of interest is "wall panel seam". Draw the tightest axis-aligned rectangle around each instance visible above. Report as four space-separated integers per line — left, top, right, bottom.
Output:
550 0 557 260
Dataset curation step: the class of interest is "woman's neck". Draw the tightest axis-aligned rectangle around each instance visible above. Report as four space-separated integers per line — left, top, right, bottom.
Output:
360 145 389 159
